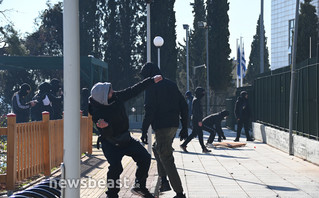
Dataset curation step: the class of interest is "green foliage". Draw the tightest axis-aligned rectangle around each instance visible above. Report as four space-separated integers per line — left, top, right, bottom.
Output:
206 0 232 91
150 0 177 82
296 0 318 63
245 16 270 85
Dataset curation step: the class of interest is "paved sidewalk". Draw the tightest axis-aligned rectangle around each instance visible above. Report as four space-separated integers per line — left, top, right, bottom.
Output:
159 128 319 198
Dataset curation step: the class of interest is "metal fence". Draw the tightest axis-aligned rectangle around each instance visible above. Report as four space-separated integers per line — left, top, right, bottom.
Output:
253 58 319 140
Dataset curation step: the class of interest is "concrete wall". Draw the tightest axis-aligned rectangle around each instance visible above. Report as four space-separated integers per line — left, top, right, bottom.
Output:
252 122 319 165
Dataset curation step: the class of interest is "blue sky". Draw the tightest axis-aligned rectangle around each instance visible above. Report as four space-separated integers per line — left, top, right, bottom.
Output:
1 0 271 63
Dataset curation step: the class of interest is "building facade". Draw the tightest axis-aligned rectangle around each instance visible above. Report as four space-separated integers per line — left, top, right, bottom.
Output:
271 0 319 70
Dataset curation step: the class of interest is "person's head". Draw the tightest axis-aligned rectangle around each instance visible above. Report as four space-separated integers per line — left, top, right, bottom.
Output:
50 78 61 93
195 87 205 99
39 82 52 94
240 91 248 99
185 91 193 99
220 110 229 119
19 83 31 97
90 82 113 105
140 62 162 79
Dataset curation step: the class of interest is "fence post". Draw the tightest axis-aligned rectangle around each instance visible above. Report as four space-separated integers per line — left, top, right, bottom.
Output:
88 114 93 155
42 112 51 177
7 113 17 190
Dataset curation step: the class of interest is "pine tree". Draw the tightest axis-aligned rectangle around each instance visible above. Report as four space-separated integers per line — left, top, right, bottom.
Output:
296 0 318 63
206 0 232 91
245 16 270 84
190 0 206 90
150 0 177 82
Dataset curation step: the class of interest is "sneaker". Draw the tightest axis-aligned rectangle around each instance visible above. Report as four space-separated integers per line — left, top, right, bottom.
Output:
202 148 212 153
206 143 214 148
180 145 188 153
247 138 254 141
159 180 171 192
234 139 239 142
222 135 226 140
131 187 154 198
217 138 222 142
173 193 186 198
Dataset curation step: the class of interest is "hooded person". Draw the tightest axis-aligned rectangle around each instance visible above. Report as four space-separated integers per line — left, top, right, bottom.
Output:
202 110 230 147
140 62 188 198
180 87 212 153
50 78 63 120
88 74 162 198
234 91 253 141
12 83 36 123
31 82 54 121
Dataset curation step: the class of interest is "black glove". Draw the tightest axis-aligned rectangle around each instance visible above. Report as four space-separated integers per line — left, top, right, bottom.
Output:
179 127 188 141
141 131 148 144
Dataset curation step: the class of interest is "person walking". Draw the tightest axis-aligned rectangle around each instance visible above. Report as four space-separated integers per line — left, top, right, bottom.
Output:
234 91 253 142
202 110 229 148
12 83 36 123
89 74 162 198
140 62 188 198
180 87 211 153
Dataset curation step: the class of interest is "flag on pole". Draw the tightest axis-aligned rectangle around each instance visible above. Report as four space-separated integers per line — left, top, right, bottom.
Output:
237 46 241 79
241 45 246 77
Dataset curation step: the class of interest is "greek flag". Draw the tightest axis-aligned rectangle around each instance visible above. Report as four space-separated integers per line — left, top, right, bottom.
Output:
237 47 241 78
241 45 246 77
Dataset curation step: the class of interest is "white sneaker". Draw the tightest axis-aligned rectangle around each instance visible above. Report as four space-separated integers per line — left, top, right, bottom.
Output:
206 143 214 148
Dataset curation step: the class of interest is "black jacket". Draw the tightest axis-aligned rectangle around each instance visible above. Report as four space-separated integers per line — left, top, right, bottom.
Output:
234 93 250 121
202 110 229 134
12 92 31 123
89 77 155 140
141 62 188 132
192 87 205 124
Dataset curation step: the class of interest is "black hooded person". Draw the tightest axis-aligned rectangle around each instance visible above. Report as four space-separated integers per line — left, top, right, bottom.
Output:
234 91 253 141
88 74 162 198
12 83 36 123
140 62 188 198
180 87 211 153
202 110 230 147
50 78 63 120
31 82 54 121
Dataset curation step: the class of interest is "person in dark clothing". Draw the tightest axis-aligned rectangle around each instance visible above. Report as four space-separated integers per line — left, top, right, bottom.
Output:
234 91 253 142
140 62 188 198
31 82 54 121
185 91 193 129
180 87 211 153
202 110 229 147
81 88 90 116
12 83 36 123
88 74 162 198
50 79 63 120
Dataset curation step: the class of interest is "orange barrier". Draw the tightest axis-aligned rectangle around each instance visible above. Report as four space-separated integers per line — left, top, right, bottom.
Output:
1 111 93 190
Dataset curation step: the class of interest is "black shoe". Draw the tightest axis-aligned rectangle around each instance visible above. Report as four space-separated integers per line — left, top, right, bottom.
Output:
173 193 186 198
218 138 222 142
131 187 154 198
247 138 254 141
159 180 171 192
180 145 188 153
222 135 226 140
234 139 239 142
202 148 212 153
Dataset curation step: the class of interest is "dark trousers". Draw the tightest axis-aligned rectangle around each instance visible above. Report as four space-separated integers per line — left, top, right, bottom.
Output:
181 124 206 150
202 125 222 144
101 138 151 197
236 119 251 140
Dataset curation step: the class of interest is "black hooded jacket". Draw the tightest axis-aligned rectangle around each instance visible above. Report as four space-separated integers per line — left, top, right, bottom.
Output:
234 91 250 121
140 62 188 132
12 83 31 123
202 110 229 133
192 87 205 124
31 82 54 121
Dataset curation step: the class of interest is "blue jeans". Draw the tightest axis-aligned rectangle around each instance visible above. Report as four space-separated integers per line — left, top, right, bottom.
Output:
101 138 151 197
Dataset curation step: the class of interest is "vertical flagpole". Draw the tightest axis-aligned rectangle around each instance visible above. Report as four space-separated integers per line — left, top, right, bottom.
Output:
260 0 264 73
236 39 239 88
240 37 243 87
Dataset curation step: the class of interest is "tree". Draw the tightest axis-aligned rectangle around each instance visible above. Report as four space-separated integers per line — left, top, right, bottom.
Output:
189 0 206 90
206 0 232 91
296 0 318 63
150 0 177 82
245 16 270 84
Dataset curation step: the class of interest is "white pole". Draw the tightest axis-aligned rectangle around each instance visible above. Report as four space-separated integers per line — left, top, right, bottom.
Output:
186 27 190 92
146 2 152 155
240 37 243 87
206 27 210 115
63 0 80 197
236 39 239 88
260 0 264 73
309 37 312 58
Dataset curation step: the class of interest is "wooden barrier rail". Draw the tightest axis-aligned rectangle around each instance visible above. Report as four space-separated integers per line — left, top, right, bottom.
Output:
1 111 93 190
